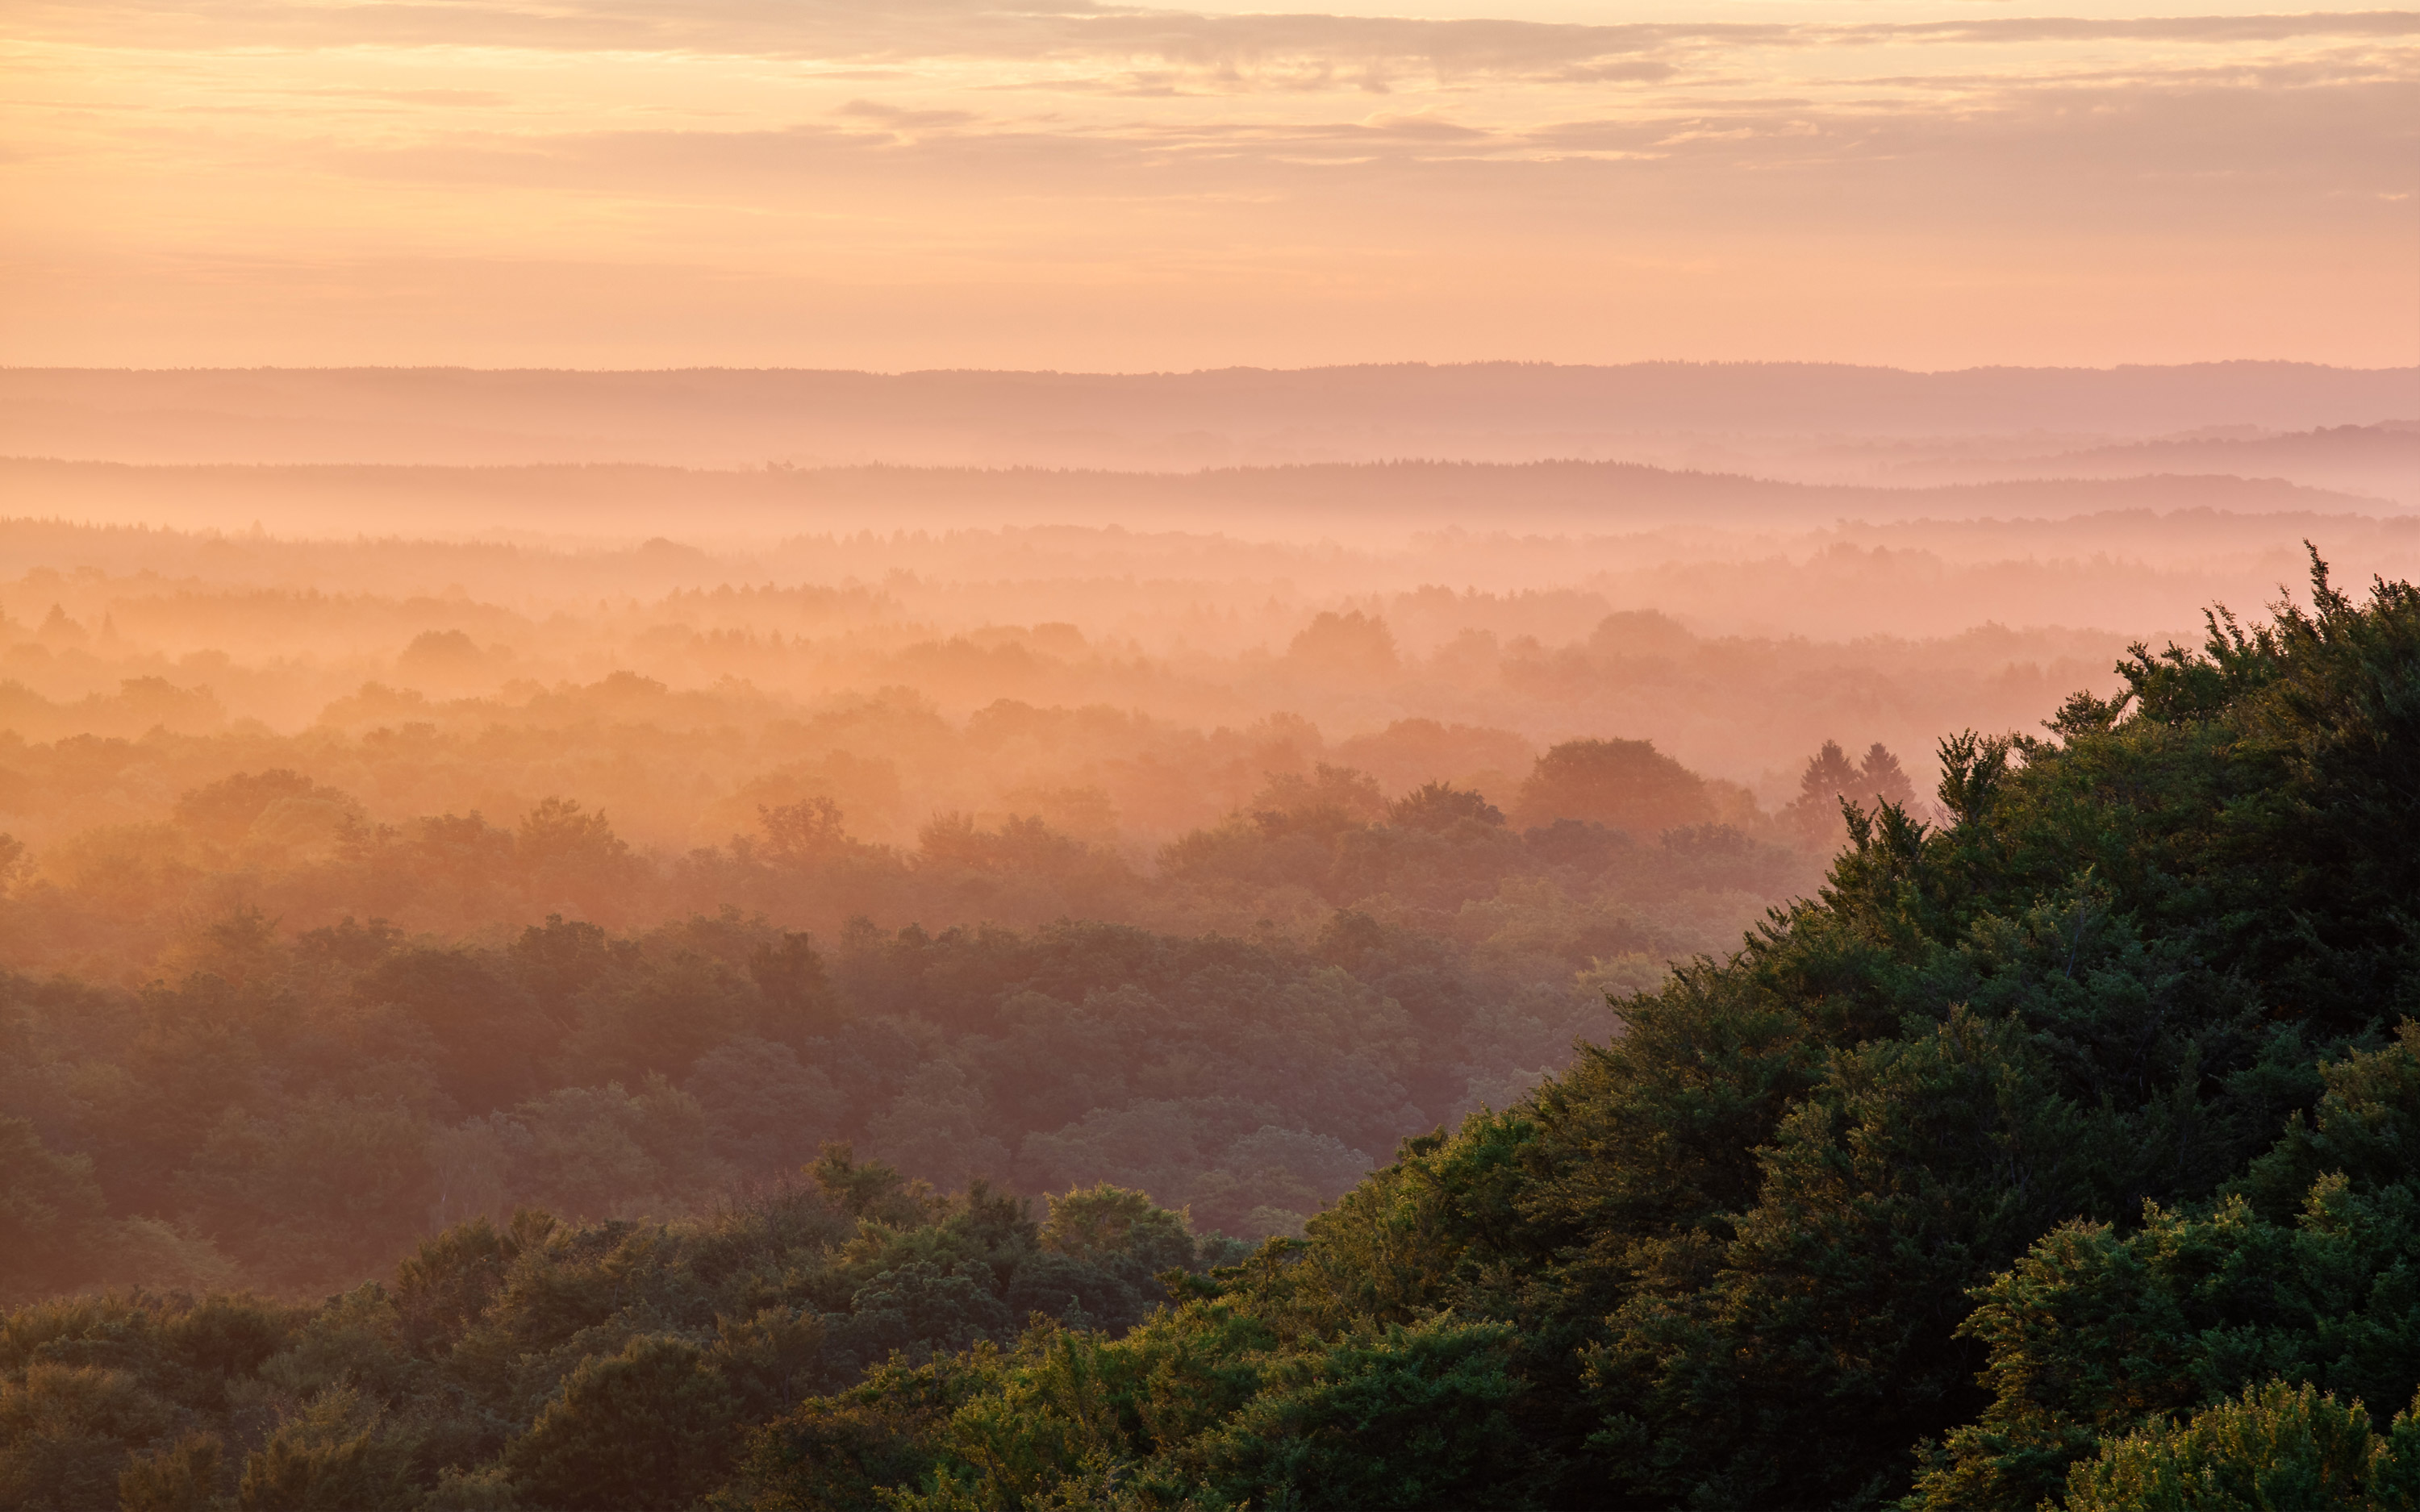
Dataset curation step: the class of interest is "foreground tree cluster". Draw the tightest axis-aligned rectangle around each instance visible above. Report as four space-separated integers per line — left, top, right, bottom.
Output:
4 558 2416 1508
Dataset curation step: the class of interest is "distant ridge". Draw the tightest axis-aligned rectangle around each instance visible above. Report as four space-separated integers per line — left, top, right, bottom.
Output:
0 455 2394 540
2 363 2414 473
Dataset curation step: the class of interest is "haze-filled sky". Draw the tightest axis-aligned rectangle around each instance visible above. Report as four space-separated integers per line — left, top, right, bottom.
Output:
2 0 2414 369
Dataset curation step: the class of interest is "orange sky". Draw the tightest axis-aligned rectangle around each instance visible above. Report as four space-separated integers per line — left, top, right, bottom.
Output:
2 0 2414 369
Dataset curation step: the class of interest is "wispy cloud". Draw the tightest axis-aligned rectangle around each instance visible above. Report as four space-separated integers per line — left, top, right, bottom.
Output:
1 0 2413 366
14 0 2418 72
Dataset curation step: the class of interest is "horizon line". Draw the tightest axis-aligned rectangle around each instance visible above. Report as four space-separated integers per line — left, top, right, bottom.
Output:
8 358 2418 380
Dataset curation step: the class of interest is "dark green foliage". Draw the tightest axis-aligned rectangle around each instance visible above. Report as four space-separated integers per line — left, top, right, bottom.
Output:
2061 1380 2420 1510
1166 1318 1530 1511
0 1362 177 1512
721 1351 999 1512
0 1292 306 1511
1041 1183 1194 1272
391 1218 519 1358
1917 1024 2420 1510
1471 560 2420 1508
237 1385 419 1510
167 1293 296 1393
119 1431 223 1512
507 1335 741 1510
1590 1010 2106 1505
844 1263 1015 1361
0 1166 1216 1511
1007 1183 1205 1335
809 1142 932 1227
744 1301 1529 1512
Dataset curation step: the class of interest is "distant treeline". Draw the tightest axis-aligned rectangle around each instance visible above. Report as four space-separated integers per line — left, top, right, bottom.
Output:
0 455 2366 538
0 714 1885 977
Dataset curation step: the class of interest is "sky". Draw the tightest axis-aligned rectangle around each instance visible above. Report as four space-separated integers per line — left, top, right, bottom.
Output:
1 0 2414 370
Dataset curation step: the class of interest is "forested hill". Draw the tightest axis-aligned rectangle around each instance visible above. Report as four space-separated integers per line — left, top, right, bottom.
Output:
0 456 2377 540
7 363 2414 469
5 556 2418 1510
712 556 2417 1511
822 556 2411 1511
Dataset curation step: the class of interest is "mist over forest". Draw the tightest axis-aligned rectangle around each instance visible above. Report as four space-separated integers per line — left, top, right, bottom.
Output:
6 360 2420 1510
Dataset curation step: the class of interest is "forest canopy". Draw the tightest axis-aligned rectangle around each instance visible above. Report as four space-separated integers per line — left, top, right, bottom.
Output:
4 554 2417 1510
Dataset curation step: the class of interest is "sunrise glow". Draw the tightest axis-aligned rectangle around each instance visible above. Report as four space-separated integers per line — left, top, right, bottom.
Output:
5 0 2415 368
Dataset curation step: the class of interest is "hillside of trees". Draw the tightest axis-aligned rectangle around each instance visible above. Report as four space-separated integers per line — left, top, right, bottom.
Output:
2 730 1876 1299
5 555 2416 1509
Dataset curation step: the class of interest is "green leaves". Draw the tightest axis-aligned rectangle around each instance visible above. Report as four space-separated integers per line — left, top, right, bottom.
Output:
1588 1010 2104 1505
1936 731 2015 829
507 1335 740 1511
1921 1024 2420 1509
856 1309 1529 1512
239 1385 419 1512
2063 1380 2420 1512
1174 1318 1530 1511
